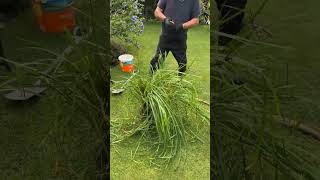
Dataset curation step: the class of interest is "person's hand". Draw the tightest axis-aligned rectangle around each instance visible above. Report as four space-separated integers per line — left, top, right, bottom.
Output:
164 17 175 29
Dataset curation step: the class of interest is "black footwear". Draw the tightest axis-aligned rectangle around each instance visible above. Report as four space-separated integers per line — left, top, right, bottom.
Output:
178 71 186 77
149 63 158 76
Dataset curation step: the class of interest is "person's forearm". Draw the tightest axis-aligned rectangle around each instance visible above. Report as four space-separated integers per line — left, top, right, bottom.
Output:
154 7 166 22
182 18 199 29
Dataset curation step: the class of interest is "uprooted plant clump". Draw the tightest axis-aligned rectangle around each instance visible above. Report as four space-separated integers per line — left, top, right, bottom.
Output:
116 70 209 164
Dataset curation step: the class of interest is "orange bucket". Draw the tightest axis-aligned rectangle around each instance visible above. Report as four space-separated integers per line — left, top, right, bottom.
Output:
32 1 76 33
118 54 134 73
121 64 134 73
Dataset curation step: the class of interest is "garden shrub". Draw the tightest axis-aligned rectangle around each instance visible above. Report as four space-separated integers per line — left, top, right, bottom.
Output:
110 40 127 66
110 0 145 46
140 0 157 20
199 0 210 24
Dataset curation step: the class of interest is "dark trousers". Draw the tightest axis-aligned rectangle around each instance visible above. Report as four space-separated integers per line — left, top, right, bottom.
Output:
150 44 187 74
215 0 247 46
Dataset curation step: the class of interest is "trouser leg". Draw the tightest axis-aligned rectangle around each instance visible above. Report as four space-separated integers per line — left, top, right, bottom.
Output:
171 48 187 75
150 43 168 73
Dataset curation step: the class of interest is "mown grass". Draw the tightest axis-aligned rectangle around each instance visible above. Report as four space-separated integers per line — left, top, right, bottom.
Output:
245 0 320 161
211 0 320 179
0 1 107 179
248 0 320 177
110 23 210 179
246 0 320 125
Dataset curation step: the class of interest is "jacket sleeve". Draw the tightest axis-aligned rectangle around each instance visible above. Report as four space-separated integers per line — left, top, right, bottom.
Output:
157 0 166 10
191 0 201 19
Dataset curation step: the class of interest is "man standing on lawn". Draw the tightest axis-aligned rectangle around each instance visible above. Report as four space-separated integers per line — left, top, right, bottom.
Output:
150 0 201 75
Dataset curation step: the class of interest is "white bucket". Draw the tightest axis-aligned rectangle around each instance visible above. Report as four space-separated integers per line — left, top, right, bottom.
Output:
118 54 133 65
118 54 134 73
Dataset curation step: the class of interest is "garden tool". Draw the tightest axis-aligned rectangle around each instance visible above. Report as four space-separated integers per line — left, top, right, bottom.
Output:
111 87 125 95
3 53 65 101
111 79 124 95
111 67 138 95
3 26 90 101
4 79 46 100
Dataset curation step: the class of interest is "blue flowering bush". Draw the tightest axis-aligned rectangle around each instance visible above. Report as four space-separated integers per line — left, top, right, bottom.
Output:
111 0 145 46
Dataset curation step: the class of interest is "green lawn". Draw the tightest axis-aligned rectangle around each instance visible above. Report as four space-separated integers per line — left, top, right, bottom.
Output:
110 23 210 179
246 0 320 136
0 1 105 179
246 0 320 110
1 0 320 179
239 0 320 176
